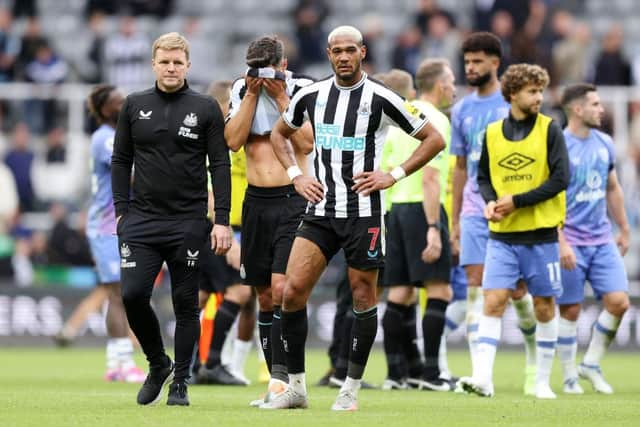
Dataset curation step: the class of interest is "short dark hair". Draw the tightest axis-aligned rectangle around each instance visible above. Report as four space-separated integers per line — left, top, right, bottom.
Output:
246 36 284 68
462 32 502 59
561 83 597 108
87 84 116 123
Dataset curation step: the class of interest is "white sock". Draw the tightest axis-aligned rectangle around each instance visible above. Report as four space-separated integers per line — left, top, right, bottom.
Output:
114 337 136 370
557 317 578 380
466 287 483 373
536 318 558 388
256 331 266 362
230 338 252 375
289 373 307 395
106 339 119 370
475 314 501 386
340 376 361 396
438 300 467 375
513 293 537 367
583 310 621 367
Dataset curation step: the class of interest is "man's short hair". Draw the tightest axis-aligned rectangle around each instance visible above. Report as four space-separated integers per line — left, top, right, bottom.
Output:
500 63 550 102
461 32 502 59
152 32 190 60
384 69 413 99
327 25 363 46
246 36 284 68
560 83 597 109
415 58 449 94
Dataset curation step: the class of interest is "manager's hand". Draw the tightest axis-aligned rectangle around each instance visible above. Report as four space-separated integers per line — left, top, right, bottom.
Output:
211 224 232 256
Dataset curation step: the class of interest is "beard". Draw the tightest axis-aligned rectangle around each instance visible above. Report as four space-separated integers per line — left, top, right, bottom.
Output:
466 71 492 87
520 103 541 117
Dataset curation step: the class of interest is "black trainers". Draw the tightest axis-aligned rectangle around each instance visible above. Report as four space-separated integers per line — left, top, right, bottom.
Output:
167 382 189 406
137 358 175 405
197 365 246 386
316 368 335 386
418 377 455 392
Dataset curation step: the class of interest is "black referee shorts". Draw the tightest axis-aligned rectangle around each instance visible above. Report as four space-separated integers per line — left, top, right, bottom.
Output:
198 241 243 293
382 203 451 287
240 184 306 287
296 215 385 271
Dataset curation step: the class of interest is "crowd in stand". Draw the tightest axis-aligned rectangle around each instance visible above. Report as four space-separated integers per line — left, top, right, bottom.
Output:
1 0 640 286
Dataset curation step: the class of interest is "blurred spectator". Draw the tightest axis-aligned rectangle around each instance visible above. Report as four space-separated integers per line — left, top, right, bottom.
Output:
414 0 456 35
0 162 17 279
491 0 530 31
30 230 48 266
4 123 35 212
45 128 67 164
103 15 149 88
593 24 632 86
391 26 423 77
12 0 38 18
421 13 460 81
85 0 118 16
490 10 514 74
126 0 174 17
46 203 93 267
182 16 217 89
16 17 48 80
23 41 68 134
0 7 20 82
361 14 383 74
78 11 107 84
553 20 591 85
292 0 330 68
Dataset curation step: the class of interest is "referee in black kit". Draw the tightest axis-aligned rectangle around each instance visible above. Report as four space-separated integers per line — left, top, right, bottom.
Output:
111 32 231 407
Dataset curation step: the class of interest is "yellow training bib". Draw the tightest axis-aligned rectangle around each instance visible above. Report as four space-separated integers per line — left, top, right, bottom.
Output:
486 113 565 233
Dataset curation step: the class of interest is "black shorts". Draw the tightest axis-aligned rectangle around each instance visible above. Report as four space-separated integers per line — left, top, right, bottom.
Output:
382 203 451 287
296 215 385 271
240 184 306 286
199 239 243 293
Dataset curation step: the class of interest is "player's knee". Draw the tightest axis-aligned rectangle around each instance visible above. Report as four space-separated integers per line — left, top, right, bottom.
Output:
605 293 630 317
483 292 508 316
257 287 273 311
426 282 452 302
172 286 198 320
559 304 580 322
533 297 555 322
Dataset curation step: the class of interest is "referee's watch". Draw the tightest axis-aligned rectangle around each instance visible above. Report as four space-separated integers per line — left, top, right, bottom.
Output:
427 222 440 230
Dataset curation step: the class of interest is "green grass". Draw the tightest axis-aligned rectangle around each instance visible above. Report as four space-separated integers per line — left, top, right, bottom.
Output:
0 348 638 426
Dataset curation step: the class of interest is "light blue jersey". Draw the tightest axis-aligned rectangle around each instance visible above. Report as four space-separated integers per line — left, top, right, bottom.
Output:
87 124 117 237
450 88 510 218
563 129 615 246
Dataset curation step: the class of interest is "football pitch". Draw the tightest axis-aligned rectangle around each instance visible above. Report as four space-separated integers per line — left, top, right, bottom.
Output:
1 348 638 426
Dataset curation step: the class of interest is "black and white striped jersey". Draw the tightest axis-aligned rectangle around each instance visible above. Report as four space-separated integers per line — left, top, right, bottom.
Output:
228 70 314 135
283 72 429 218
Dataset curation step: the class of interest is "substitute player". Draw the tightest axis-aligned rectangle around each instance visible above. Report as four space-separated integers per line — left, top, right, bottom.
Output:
86 84 145 384
459 64 569 399
556 83 630 395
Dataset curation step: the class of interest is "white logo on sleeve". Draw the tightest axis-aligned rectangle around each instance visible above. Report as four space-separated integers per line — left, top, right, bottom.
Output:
120 243 131 258
183 113 198 127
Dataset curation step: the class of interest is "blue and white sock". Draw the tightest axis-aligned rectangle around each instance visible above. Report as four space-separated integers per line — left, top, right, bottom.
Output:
557 317 578 381
536 318 558 388
438 300 467 376
475 314 501 386
513 293 536 367
583 310 621 367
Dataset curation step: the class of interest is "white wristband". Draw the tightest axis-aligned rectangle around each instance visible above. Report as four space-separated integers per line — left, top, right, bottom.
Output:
287 165 303 182
390 166 406 182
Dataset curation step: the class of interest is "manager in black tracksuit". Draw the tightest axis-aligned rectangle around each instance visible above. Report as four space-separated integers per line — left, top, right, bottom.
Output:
111 32 231 406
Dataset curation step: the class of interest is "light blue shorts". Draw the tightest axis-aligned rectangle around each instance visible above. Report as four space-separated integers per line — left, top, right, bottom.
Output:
450 265 468 301
460 215 488 267
557 241 628 305
88 234 121 284
483 239 562 297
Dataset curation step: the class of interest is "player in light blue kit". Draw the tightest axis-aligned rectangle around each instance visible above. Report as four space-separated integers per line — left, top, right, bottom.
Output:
87 85 145 383
450 32 538 392
557 84 631 395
